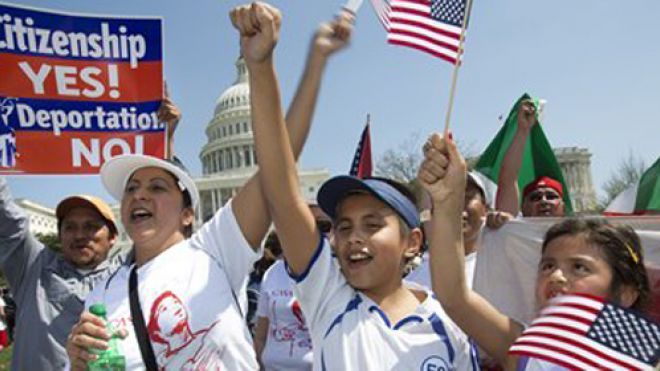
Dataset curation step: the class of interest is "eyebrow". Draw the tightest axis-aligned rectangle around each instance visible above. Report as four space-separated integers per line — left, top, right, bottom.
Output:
337 210 389 224
127 176 174 185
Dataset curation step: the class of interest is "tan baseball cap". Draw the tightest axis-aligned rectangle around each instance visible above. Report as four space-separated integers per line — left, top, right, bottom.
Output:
56 195 118 235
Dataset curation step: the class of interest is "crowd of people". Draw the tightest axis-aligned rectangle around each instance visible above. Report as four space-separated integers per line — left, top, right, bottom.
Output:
0 2 657 370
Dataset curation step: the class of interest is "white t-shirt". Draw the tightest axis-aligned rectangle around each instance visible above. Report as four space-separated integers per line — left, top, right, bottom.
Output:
85 200 261 370
289 237 479 371
256 260 313 370
0 296 5 331
405 251 477 290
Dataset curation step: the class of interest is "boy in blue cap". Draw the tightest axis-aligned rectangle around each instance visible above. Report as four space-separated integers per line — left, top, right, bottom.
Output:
232 2 475 369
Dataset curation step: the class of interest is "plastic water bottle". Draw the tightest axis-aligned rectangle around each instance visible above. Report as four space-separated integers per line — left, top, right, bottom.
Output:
87 303 126 371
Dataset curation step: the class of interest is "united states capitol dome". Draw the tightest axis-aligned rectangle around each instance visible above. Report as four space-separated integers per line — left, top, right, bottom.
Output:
194 56 332 222
213 57 250 115
199 56 256 176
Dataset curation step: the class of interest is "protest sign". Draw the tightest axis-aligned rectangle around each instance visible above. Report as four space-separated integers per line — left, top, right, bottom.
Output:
0 2 163 174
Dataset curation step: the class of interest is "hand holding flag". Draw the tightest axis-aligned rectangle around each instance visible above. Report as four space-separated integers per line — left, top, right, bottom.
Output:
509 293 660 370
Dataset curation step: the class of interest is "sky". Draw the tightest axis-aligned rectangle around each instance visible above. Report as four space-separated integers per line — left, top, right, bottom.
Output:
3 0 659 208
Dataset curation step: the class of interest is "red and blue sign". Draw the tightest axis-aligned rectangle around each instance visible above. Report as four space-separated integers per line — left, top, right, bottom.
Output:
0 2 164 174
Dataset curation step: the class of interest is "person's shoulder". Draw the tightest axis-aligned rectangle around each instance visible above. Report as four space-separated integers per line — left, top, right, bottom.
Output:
262 260 289 286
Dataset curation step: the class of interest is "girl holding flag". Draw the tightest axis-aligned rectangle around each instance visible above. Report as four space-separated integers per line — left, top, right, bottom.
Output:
418 133 654 369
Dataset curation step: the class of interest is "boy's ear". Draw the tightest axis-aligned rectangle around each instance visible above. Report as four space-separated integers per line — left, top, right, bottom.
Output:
404 228 423 257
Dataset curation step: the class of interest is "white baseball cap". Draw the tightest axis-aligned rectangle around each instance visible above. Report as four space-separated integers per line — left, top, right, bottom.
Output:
467 171 491 208
100 154 199 211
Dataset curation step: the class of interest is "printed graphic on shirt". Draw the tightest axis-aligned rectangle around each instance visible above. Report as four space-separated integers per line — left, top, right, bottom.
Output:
419 355 451 371
270 299 312 357
147 291 225 370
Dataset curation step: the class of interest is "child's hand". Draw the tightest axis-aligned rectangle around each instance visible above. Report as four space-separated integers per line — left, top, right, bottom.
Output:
312 10 353 57
230 2 282 66
417 133 466 206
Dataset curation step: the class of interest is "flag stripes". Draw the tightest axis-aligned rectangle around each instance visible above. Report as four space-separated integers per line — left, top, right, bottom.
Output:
509 294 659 370
387 0 466 64
369 0 391 30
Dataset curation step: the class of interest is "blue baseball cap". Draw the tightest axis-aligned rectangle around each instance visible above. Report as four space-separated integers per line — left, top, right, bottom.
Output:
317 176 420 228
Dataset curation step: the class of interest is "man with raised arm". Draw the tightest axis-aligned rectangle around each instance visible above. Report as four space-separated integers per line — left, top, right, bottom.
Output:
496 100 565 217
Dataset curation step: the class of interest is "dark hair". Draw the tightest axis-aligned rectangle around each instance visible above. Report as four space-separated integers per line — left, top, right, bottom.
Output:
251 231 281 280
542 218 650 311
264 231 282 258
466 177 487 207
161 170 194 238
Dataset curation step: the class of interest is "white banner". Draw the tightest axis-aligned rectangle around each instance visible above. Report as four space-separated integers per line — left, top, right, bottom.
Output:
473 216 660 325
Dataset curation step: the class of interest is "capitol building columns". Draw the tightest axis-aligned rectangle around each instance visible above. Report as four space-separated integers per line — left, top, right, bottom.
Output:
554 147 597 213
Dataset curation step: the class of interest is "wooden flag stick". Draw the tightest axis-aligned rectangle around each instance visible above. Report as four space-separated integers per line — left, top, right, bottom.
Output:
443 0 473 136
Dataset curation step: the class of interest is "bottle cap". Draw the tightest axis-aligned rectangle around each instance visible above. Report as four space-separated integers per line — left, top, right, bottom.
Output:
89 303 107 317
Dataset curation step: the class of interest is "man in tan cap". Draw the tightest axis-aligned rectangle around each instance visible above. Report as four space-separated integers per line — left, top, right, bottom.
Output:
0 181 123 370
0 96 180 370
55 195 120 269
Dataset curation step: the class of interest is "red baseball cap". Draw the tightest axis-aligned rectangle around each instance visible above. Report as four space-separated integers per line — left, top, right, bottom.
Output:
523 176 563 199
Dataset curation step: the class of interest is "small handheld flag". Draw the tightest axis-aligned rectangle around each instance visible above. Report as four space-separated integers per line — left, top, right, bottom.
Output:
387 0 471 64
509 293 660 370
349 117 373 178
369 0 391 30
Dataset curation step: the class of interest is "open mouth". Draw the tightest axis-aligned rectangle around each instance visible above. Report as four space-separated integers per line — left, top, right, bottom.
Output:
346 249 373 268
130 208 153 223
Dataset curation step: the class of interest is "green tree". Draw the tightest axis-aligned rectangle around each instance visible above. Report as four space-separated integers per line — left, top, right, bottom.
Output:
35 232 61 252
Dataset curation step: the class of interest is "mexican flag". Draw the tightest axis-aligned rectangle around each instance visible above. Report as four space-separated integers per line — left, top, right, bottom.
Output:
474 94 573 213
604 156 660 215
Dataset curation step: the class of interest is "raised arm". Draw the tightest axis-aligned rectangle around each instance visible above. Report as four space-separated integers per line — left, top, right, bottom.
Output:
495 100 536 215
156 83 182 159
232 3 335 274
419 133 522 366
0 176 42 291
231 3 352 253
284 11 353 137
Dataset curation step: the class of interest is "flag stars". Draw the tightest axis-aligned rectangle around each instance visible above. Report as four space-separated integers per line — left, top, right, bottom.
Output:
430 0 466 27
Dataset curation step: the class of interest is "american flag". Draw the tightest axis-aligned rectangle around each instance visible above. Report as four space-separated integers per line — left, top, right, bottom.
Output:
369 0 391 30
387 0 469 64
349 122 372 179
509 294 660 370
